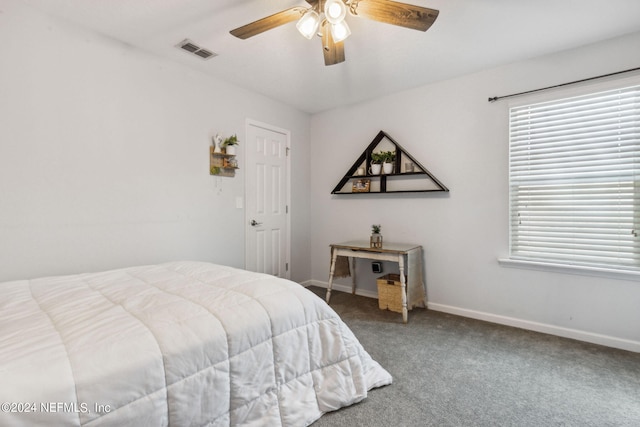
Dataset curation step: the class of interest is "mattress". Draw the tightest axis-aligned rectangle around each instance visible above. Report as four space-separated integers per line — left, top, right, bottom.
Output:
0 261 391 426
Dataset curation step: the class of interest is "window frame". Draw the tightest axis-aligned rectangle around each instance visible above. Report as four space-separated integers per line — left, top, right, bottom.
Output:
500 75 640 280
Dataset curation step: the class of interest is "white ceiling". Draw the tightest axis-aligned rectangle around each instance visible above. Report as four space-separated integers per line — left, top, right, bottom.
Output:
18 0 640 113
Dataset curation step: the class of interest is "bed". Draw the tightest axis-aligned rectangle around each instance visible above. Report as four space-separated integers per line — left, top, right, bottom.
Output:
0 261 391 426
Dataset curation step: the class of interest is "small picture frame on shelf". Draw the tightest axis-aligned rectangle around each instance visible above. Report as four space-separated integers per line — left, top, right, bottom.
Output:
352 179 371 193
223 158 238 168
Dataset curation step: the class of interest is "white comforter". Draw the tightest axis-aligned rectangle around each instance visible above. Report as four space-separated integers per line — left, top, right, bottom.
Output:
0 261 391 426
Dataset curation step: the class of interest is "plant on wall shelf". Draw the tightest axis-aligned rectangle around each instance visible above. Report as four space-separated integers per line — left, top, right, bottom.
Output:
370 152 385 164
222 134 239 155
379 150 396 174
222 134 239 147
380 150 396 163
371 224 381 234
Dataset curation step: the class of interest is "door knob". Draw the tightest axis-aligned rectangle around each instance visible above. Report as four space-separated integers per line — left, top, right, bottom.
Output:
250 219 263 226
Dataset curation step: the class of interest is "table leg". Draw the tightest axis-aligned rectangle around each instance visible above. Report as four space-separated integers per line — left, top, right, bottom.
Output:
351 257 356 295
399 255 408 323
326 248 338 304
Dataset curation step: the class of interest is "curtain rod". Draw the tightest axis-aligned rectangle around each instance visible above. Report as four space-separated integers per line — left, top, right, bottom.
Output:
488 66 640 103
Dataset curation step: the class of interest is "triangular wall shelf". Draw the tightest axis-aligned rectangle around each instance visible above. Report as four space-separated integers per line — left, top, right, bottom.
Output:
331 130 449 194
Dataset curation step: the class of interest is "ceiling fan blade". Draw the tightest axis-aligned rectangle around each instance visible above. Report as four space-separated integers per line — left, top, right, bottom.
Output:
350 0 439 32
305 0 319 6
322 24 345 66
230 7 307 39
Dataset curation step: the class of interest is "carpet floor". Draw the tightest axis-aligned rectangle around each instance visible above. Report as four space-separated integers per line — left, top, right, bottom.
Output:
307 286 640 427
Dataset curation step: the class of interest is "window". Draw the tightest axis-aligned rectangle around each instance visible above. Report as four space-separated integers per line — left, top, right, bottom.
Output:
509 83 640 272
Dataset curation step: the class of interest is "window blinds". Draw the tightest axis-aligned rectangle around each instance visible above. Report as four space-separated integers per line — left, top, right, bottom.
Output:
509 85 640 270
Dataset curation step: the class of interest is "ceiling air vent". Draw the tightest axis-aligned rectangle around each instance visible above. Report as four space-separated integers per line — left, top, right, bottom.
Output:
176 39 217 60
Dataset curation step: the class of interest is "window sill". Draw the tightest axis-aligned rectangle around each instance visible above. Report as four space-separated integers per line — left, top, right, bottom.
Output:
497 258 640 281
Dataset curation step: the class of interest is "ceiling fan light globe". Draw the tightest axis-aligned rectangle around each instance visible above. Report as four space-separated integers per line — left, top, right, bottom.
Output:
325 0 347 25
330 20 351 43
296 10 320 39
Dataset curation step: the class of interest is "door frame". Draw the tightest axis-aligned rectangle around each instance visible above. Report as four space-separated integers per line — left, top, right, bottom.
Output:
244 118 292 279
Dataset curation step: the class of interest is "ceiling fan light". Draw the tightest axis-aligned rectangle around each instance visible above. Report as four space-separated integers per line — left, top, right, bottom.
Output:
324 0 347 25
296 10 320 40
330 20 351 43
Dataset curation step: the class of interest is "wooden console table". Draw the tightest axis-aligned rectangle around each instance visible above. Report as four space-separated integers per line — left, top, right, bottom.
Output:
326 240 426 323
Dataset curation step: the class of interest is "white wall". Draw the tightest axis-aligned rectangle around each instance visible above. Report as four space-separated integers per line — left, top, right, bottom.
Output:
2 0 639 352
309 31 640 352
0 0 311 282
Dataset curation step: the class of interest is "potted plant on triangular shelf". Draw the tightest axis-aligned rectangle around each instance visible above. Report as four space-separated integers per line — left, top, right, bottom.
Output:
370 152 384 175
381 150 396 174
370 224 383 248
222 134 239 155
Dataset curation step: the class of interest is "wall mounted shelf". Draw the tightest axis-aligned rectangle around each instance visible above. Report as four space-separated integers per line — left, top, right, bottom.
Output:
331 130 448 194
210 147 238 177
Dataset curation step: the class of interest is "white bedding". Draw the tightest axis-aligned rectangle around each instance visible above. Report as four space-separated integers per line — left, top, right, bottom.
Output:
0 261 391 426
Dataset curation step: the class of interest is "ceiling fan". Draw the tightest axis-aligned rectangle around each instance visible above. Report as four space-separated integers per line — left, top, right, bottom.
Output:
229 0 438 66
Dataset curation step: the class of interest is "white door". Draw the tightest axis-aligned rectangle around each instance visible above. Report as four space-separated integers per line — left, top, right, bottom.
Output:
245 121 290 278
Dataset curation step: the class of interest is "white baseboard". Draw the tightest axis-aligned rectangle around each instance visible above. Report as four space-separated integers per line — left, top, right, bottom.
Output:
428 303 640 353
303 280 640 353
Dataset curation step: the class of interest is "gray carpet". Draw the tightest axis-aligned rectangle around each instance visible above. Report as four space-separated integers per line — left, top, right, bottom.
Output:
307 286 640 427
